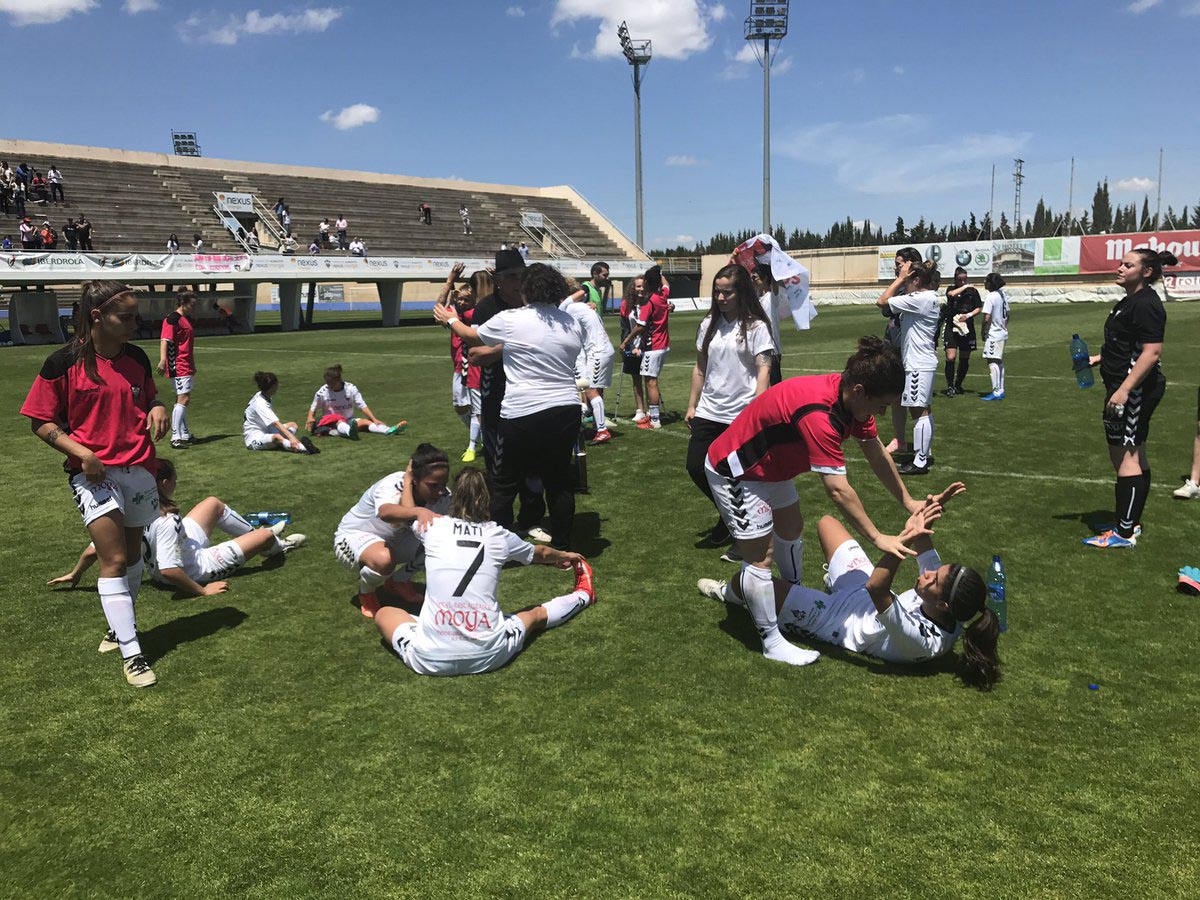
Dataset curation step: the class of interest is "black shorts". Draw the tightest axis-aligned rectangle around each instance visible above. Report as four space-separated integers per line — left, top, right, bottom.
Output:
942 323 976 352
622 352 641 376
1103 375 1165 447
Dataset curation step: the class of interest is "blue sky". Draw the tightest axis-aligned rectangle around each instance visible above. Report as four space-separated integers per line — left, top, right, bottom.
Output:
9 0 1200 248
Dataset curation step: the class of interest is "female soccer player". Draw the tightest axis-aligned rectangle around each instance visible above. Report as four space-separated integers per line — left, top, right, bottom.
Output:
373 467 596 677
561 282 617 445
703 336 926 666
49 458 306 597
21 281 169 688
979 273 1011 401
158 289 198 449
697 487 1002 690
876 257 941 475
334 443 453 618
617 276 648 424
882 247 922 455
627 265 672 430
244 371 314 453
941 267 982 396
437 263 490 462
1081 248 1176 549
305 363 405 440
686 263 775 547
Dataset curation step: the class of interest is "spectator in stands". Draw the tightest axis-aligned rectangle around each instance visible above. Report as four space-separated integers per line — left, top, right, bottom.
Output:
65 220 79 251
13 181 27 218
349 236 366 257
247 229 260 253
274 197 286 219
319 217 331 246
1 236 11 250
460 204 472 235
40 220 57 250
166 233 179 253
29 172 50 204
280 235 297 255
14 162 30 188
518 242 530 261
419 203 432 226
77 216 94 251
48 164 64 204
281 206 292 237
20 217 37 250
336 214 348 250
0 182 9 216
308 238 321 255
193 233 205 253
0 161 11 184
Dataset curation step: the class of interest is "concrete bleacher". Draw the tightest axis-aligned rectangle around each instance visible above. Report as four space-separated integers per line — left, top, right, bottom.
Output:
0 141 638 261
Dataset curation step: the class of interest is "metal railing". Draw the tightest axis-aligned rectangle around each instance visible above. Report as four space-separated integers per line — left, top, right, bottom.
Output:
519 209 585 260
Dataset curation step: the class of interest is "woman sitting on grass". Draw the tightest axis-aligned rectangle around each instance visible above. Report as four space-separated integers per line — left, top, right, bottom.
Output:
244 371 316 453
305 363 406 440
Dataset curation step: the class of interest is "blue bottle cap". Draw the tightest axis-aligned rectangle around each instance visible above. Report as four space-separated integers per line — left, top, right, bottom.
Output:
1088 683 1099 690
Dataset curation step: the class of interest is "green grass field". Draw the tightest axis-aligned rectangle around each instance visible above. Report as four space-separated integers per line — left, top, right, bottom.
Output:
3 303 1199 899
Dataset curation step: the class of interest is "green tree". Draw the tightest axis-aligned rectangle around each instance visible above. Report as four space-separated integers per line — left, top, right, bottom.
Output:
1092 180 1113 233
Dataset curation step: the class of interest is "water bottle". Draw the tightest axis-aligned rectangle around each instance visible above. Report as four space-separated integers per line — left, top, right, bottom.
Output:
247 511 291 527
1070 334 1094 389
987 555 1007 633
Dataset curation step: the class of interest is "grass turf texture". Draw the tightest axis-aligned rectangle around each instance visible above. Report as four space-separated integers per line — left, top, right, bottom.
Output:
2 303 1199 899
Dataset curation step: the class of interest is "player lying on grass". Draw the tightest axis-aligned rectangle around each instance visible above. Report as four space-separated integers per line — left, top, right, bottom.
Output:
244 371 318 453
698 483 1003 690
702 335 929 667
334 443 452 619
374 466 596 677
305 363 406 440
49 457 306 604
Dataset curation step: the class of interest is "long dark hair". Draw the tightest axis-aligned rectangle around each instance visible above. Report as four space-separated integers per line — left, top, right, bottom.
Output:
449 468 490 522
410 442 450 481
643 264 664 297
842 335 904 398
701 263 771 354
1130 248 1179 285
73 281 135 384
984 273 1006 292
155 458 180 516
945 564 1002 691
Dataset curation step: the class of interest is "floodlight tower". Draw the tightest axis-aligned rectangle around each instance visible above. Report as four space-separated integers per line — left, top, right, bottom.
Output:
618 21 652 249
745 2 789 235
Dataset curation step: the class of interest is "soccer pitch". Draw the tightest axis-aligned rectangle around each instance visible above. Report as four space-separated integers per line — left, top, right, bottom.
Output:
3 303 1199 898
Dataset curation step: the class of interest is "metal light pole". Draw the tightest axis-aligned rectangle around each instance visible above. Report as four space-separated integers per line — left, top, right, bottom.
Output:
618 21 652 250
745 2 789 235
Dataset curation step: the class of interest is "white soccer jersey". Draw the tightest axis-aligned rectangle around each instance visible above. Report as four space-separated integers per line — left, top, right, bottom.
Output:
311 381 366 419
983 289 1010 341
888 290 941 372
142 514 202 582
336 471 452 546
758 290 784 354
694 315 775 424
408 517 536 660
243 391 278 439
559 297 613 360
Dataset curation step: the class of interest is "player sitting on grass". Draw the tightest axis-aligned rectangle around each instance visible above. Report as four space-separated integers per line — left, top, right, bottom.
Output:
306 363 406 440
698 483 1003 690
50 458 306 605
374 466 596 677
334 443 452 619
244 371 317 454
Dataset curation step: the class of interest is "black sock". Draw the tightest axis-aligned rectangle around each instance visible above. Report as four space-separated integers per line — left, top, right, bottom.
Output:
1130 468 1151 529
956 356 970 387
1115 475 1140 538
945 358 956 388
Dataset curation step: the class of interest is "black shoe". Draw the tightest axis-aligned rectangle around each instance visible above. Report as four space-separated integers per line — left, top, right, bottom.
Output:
170 439 189 449
942 387 957 397
898 461 930 475
706 519 731 546
300 436 320 454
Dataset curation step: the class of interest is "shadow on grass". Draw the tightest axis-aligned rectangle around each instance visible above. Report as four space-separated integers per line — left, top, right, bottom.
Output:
141 606 248 665
1052 509 1114 532
571 512 611 559
187 433 234 446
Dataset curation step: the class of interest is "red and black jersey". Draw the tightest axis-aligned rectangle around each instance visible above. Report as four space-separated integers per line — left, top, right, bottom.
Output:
160 311 195 377
706 373 877 481
637 286 672 351
21 343 159 472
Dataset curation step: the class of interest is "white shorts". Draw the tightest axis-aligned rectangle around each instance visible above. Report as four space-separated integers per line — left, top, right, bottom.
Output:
983 338 1005 359
70 465 159 528
901 369 934 408
245 430 278 451
452 373 469 408
334 529 423 581
390 618 527 676
826 538 873 591
173 375 194 395
704 462 799 540
640 348 670 379
587 351 614 389
182 518 247 582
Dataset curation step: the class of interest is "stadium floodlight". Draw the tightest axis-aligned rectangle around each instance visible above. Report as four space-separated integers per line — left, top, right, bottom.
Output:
745 1 789 234
617 20 652 250
171 131 202 157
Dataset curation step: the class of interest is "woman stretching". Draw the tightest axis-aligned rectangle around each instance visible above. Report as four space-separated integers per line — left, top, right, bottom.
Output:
306 363 406 440
703 336 927 666
244 371 316 453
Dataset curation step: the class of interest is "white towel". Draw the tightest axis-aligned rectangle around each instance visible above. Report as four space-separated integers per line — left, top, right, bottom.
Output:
732 234 817 330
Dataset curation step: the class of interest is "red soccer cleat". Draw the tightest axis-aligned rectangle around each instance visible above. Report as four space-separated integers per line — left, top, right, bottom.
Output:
359 592 380 619
589 428 613 445
572 558 596 604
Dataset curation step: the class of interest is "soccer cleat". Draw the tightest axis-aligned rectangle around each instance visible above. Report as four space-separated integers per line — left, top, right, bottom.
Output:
636 419 655 430
942 387 958 397
270 520 288 537
898 461 930 475
632 410 648 423
461 448 477 463
98 629 119 653
523 526 553 544
387 421 408 435
359 592 381 619
981 392 1005 401
1096 524 1141 542
170 439 189 449
347 419 360 441
281 534 306 552
697 578 729 604
122 655 157 688
720 546 743 564
572 559 596 604
1178 566 1200 595
1173 479 1200 500
299 436 320 454
605 418 618 429
1082 530 1136 549
588 428 613 445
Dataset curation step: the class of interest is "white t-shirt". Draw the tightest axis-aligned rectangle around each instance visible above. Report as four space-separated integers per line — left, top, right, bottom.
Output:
336 470 451 546
311 382 366 418
983 289 1010 341
243 391 278 438
694 315 775 424
143 515 203 582
888 290 941 372
476 304 584 418
559 297 613 359
758 290 785 354
408 517 536 660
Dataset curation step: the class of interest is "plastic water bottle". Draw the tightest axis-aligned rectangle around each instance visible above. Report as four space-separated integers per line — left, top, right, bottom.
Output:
247 511 291 527
1070 334 1094 389
987 555 1007 633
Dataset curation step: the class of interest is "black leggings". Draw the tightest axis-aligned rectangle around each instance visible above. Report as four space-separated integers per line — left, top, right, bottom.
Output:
686 415 730 506
492 404 580 549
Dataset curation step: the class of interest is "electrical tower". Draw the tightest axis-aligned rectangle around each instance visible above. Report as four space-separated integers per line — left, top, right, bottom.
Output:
1012 158 1024 230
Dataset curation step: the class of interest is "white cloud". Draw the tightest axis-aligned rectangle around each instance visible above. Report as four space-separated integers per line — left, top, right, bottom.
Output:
320 103 380 130
1115 176 1156 192
778 114 1031 196
551 0 716 60
506 5 526 16
0 0 95 25
772 55 793 75
179 7 344 44
123 0 159 13
708 3 728 22
1126 0 1161 12
893 65 905 75
653 234 696 246
720 42 792 79
666 155 700 166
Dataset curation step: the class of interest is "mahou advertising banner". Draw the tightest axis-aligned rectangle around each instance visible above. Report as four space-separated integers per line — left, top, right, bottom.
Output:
1079 230 1200 274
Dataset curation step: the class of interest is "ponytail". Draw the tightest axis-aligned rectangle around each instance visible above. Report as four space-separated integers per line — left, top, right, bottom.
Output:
912 258 941 290
959 608 1002 691
254 371 278 393
843 335 904 398
1131 248 1179 284
73 281 135 384
155 458 179 516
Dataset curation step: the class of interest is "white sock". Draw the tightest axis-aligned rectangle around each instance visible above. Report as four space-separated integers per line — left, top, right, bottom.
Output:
541 590 590 628
367 423 389 434
217 504 254 537
773 535 803 585
989 362 1000 394
126 558 144 601
335 421 352 437
97 576 141 659
739 564 819 666
181 405 192 438
590 396 607 431
458 411 471 428
359 566 386 594
649 404 660 424
172 403 185 439
997 362 1006 394
913 414 933 468
468 416 481 450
